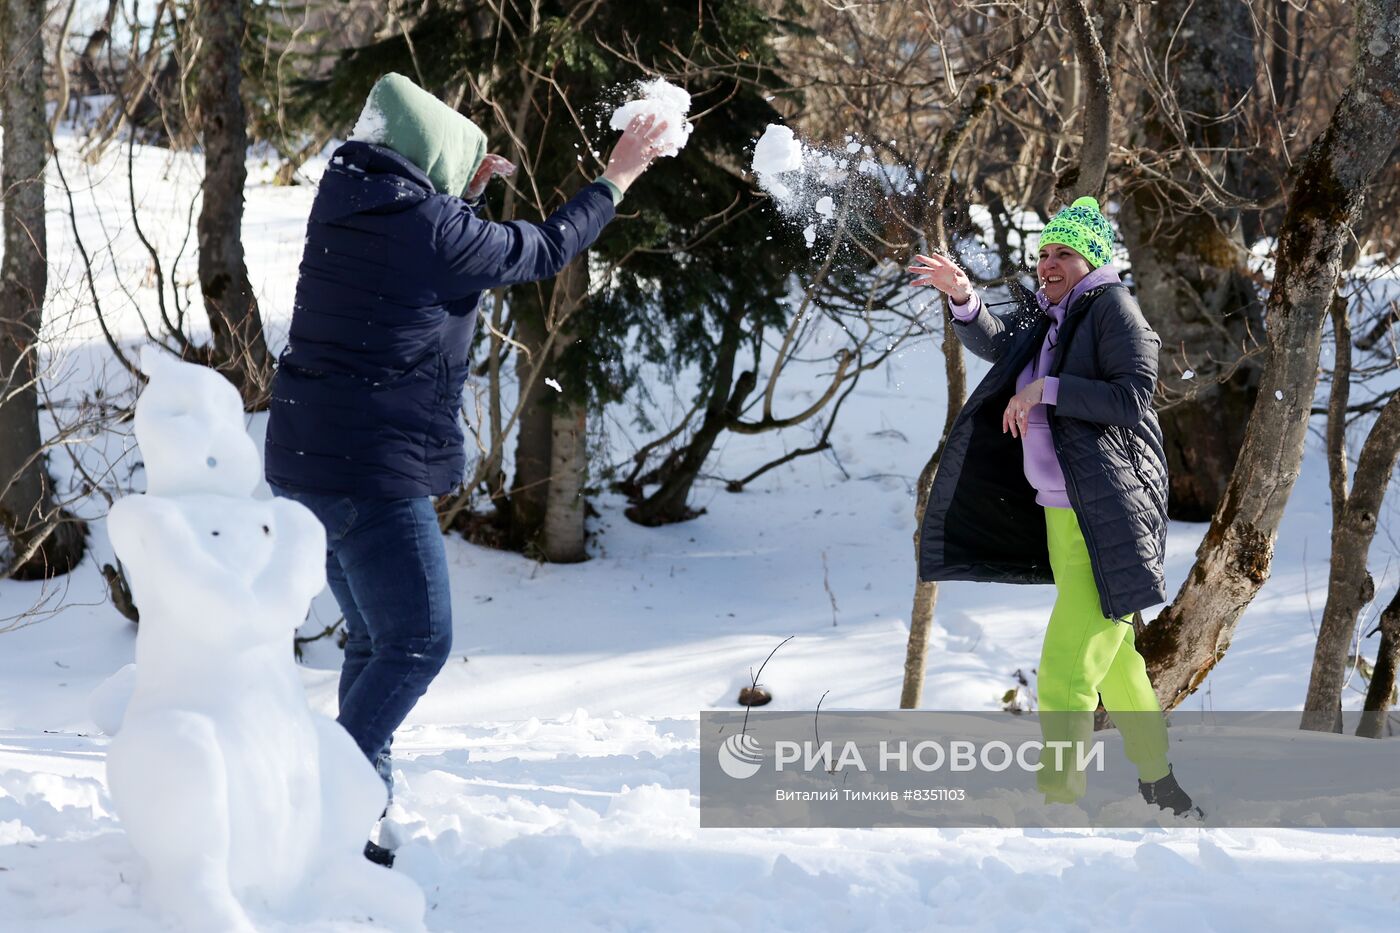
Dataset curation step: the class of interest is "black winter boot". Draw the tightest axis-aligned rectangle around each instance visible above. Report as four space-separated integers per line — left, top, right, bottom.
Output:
1139 764 1204 820
364 839 395 868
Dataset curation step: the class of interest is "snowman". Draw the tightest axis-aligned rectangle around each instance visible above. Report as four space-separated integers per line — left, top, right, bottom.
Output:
99 348 425 932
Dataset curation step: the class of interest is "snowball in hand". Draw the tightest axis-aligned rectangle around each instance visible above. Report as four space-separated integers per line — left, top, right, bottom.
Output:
609 78 693 157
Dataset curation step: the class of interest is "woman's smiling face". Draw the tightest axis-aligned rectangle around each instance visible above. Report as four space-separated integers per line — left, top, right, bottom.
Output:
1037 245 1092 304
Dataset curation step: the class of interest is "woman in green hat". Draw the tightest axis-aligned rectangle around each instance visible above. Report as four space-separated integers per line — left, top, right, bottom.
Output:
907 198 1201 817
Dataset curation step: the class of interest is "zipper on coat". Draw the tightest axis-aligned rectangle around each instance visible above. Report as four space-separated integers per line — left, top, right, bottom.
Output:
1045 290 1122 621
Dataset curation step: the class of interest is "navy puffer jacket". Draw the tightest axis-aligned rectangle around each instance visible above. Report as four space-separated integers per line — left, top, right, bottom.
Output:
265 141 615 497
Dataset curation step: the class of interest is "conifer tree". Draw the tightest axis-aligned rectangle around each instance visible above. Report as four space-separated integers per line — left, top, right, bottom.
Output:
293 0 806 548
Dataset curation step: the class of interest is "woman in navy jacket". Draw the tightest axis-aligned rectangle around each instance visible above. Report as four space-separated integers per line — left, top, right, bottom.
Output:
265 74 665 863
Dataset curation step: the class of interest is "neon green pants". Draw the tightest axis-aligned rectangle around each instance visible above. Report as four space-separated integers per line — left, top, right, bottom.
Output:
1037 507 1170 802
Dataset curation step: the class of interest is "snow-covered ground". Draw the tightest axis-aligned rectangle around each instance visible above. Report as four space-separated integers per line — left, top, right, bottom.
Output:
2 129 1399 931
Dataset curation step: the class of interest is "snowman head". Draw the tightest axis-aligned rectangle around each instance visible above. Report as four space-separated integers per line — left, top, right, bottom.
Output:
135 347 262 497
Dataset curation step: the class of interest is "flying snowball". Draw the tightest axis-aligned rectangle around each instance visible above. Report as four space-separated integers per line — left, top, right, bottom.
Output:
751 123 861 223
753 124 804 176
610 78 694 157
752 124 804 203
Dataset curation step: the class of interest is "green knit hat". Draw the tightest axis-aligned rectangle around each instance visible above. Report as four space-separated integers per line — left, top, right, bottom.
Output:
352 72 488 198
1039 196 1114 269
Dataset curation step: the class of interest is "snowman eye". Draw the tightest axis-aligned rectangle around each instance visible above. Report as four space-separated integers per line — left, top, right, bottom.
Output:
211 530 220 537
262 525 270 535
206 457 217 468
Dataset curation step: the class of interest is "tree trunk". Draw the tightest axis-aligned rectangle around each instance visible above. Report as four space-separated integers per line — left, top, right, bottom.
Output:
1302 378 1400 730
1054 0 1115 201
1118 0 1265 522
509 292 552 552
1138 0 1400 711
75 1 117 101
194 0 272 408
49 0 79 134
901 65 1019 709
902 308 965 709
541 399 587 561
901 581 941 708
540 262 589 563
1357 587 1400 739
0 0 87 580
626 307 751 527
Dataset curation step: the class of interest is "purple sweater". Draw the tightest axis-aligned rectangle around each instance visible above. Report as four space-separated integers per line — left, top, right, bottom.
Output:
950 265 1122 508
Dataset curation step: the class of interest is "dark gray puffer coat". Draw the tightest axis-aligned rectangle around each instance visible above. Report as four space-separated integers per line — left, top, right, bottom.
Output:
917 283 1169 619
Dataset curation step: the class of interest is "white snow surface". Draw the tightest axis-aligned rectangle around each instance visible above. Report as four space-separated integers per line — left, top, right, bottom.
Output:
2 122 1400 932
609 78 693 158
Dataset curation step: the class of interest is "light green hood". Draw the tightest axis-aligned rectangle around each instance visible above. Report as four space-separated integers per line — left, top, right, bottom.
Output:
353 72 487 197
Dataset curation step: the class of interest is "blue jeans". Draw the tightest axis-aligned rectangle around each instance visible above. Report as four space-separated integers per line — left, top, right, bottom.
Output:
269 484 453 800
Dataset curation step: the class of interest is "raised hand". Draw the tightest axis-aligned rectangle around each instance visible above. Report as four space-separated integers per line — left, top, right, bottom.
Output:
906 252 973 305
602 114 670 195
465 154 517 200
